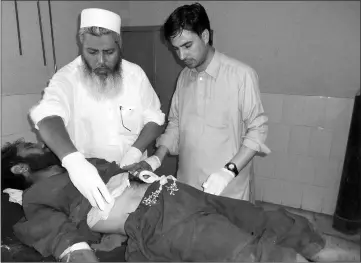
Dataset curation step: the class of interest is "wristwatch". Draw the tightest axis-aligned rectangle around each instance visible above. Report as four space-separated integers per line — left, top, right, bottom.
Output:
224 162 239 177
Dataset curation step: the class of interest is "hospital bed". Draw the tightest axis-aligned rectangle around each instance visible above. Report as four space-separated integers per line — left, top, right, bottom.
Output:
2 190 359 262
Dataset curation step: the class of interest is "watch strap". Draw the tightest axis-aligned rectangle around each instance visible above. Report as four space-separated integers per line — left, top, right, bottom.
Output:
224 162 239 177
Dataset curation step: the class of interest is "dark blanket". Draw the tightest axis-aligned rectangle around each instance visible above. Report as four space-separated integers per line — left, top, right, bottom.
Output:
125 178 325 261
3 158 325 262
2 158 126 262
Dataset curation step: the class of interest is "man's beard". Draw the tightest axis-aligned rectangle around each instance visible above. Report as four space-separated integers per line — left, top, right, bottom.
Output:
80 55 123 101
24 151 61 173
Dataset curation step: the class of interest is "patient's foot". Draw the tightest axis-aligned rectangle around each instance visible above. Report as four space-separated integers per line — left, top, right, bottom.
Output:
91 234 127 252
309 234 360 262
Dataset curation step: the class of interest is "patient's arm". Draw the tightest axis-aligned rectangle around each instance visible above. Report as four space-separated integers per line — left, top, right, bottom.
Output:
12 175 99 260
13 203 92 260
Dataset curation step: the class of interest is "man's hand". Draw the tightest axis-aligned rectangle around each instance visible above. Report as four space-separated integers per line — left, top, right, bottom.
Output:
202 168 235 195
119 147 143 168
62 152 113 211
123 155 161 175
123 160 153 175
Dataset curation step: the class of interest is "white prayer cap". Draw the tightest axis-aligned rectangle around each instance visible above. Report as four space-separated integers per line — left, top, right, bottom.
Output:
80 8 121 34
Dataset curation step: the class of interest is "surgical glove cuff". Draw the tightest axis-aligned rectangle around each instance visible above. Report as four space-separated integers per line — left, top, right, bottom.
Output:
120 147 143 167
61 151 85 169
126 146 142 159
221 167 236 179
144 155 161 171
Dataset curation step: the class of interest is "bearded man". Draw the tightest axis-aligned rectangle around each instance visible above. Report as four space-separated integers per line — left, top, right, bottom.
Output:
29 8 165 213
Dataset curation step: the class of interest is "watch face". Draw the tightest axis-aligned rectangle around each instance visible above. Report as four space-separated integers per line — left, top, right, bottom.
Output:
228 163 235 169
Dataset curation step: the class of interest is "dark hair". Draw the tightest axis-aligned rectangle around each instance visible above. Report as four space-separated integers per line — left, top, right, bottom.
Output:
163 2 212 46
1 139 31 190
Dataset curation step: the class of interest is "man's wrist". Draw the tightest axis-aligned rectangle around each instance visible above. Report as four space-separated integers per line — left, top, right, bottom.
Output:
154 145 169 163
224 162 239 177
61 151 84 166
145 155 161 171
128 146 142 154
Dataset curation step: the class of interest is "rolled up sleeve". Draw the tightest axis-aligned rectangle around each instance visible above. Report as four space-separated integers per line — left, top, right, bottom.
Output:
30 76 72 129
239 68 270 154
139 72 165 126
156 81 180 155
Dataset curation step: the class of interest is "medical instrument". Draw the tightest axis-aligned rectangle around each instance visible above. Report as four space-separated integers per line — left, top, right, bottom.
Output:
119 106 131 132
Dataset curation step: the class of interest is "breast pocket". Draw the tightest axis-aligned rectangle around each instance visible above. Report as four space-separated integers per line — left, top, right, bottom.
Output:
119 106 143 134
205 99 230 129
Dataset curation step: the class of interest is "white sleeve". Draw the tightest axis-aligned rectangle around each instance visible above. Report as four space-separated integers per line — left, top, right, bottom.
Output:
139 70 165 126
30 74 73 129
239 68 270 154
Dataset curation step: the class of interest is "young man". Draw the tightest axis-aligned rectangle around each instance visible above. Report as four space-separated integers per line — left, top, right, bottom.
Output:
125 3 269 202
29 8 165 212
2 139 356 262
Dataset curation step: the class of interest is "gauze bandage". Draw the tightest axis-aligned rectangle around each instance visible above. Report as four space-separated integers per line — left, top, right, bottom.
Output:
87 173 130 228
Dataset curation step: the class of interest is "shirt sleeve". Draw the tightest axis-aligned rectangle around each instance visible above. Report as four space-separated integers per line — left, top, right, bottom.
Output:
155 75 181 155
139 70 165 126
29 73 73 129
239 68 271 154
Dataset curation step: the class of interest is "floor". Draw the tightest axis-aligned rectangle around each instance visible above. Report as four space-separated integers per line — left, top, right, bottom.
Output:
257 201 361 262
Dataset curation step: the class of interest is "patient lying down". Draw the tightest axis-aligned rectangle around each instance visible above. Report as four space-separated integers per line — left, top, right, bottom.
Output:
2 139 359 262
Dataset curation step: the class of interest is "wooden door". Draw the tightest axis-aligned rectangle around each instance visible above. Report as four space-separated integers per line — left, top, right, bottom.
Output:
121 26 183 176
153 28 182 177
121 27 156 87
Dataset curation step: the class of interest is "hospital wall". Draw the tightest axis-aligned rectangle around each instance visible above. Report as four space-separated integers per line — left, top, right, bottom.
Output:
1 1 359 215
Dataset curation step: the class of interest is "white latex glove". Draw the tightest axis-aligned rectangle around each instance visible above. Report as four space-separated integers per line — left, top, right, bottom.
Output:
119 146 142 168
202 168 235 195
62 152 113 211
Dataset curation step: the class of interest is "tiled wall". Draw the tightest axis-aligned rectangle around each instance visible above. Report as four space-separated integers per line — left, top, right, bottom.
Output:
254 93 355 215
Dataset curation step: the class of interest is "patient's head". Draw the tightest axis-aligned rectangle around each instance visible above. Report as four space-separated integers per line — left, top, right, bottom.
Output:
1 139 61 190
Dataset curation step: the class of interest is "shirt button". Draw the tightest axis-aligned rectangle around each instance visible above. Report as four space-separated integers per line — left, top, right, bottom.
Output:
199 77 203 81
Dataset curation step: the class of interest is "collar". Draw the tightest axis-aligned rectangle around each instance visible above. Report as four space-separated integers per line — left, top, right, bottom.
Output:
205 49 221 79
190 49 221 79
